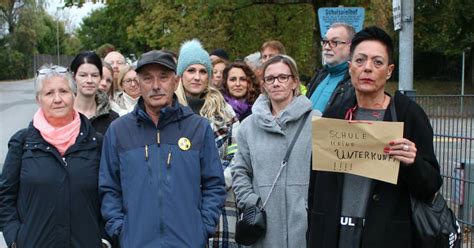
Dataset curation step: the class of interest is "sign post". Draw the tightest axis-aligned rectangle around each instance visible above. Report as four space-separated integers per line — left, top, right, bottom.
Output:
318 7 365 38
397 0 415 95
392 0 402 31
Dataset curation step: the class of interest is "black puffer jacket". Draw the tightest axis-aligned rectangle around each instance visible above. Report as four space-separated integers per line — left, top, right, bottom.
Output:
0 114 104 248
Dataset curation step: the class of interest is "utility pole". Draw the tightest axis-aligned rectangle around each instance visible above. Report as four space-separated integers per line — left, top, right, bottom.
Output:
56 7 61 65
398 0 415 96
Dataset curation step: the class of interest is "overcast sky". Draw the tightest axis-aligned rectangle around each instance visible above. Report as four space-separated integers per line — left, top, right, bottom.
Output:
45 0 104 32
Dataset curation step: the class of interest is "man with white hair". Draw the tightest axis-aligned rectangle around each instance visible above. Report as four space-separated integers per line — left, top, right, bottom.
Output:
306 23 356 113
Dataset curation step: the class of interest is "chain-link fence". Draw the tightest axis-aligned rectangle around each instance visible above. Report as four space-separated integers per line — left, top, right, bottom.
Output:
414 95 474 247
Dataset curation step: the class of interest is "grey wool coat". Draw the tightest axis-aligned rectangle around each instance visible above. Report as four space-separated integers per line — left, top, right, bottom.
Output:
232 94 313 248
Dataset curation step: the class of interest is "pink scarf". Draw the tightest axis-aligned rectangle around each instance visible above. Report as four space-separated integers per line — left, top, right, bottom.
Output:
33 108 81 156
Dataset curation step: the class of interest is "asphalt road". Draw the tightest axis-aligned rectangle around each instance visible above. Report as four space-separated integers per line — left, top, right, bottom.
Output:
0 79 37 169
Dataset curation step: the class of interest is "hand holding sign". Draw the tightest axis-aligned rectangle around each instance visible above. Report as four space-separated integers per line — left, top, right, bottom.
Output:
385 138 417 165
312 117 404 184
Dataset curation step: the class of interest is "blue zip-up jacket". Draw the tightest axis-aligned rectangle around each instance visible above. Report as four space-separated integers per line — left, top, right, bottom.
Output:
99 97 226 248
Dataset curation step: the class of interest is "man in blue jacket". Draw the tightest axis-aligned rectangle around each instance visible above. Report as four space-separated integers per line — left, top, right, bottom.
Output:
306 23 356 114
99 50 226 248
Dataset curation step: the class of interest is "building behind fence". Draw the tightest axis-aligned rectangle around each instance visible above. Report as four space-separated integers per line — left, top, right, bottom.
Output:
415 95 474 247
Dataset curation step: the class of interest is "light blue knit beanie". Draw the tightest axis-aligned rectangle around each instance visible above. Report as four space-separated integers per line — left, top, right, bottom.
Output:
177 39 213 78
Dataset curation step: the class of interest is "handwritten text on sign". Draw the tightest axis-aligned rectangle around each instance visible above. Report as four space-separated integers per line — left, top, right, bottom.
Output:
312 117 404 184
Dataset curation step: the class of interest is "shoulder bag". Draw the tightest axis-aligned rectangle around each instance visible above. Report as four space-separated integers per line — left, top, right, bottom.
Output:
390 93 461 248
235 111 311 246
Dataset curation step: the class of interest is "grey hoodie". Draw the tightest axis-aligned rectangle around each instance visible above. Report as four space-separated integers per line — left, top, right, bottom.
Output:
232 94 313 248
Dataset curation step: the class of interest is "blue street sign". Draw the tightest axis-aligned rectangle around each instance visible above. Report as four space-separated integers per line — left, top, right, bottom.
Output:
318 7 365 38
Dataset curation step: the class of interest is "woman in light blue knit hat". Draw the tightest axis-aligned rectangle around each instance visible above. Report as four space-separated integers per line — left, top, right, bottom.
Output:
175 39 242 248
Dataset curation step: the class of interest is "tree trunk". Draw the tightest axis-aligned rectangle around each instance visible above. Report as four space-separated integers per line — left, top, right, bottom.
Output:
311 0 321 73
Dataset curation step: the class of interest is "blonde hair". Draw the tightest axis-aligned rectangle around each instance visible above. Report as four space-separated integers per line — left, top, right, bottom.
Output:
175 79 234 127
261 54 301 97
102 61 115 98
117 65 133 90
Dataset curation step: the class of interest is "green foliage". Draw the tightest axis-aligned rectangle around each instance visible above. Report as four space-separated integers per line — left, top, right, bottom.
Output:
80 0 409 77
127 1 316 76
226 3 315 76
1 0 470 81
415 0 474 55
63 34 82 55
0 47 30 80
35 10 59 54
96 43 116 58
0 1 76 79
77 0 145 55
129 1 232 53
0 1 37 79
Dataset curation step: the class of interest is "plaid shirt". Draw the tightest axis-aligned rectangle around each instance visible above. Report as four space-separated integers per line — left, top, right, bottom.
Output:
208 111 242 248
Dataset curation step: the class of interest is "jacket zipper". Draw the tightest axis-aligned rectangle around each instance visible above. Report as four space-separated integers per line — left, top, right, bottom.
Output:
156 129 165 237
157 130 161 146
165 150 172 186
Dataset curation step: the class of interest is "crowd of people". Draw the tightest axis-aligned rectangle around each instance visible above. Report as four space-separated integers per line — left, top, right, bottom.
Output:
0 24 442 248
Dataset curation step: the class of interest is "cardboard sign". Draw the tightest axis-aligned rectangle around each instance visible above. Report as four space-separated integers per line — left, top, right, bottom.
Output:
312 117 404 184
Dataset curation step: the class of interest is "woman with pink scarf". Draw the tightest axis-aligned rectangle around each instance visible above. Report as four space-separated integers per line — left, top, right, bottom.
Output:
0 65 110 248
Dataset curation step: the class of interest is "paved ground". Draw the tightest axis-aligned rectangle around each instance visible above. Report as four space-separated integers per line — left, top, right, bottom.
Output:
0 79 36 169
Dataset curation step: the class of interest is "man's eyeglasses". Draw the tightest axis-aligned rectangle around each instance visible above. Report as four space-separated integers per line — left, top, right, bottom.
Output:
123 78 139 85
320 39 350 48
263 74 293 85
36 66 69 76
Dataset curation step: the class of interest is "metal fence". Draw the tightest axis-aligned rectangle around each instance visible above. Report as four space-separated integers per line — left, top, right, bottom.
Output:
32 54 75 76
413 95 474 246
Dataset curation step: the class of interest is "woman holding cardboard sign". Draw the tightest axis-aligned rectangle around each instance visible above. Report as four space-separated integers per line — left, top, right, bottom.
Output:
307 26 442 248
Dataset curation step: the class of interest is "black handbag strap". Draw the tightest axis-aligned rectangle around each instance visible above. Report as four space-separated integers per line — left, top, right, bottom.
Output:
284 112 311 164
389 93 397 122
262 111 311 209
390 94 436 204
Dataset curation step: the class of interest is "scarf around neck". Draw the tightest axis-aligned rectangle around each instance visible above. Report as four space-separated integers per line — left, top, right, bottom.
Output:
326 61 348 76
224 94 251 121
33 108 81 156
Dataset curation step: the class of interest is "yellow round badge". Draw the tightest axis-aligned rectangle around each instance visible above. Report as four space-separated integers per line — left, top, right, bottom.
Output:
178 137 191 151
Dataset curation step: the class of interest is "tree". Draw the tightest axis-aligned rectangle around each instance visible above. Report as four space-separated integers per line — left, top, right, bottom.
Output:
76 0 473 82
412 0 474 82
0 1 75 79
1 0 27 34
128 1 231 52
77 0 144 55
415 0 474 56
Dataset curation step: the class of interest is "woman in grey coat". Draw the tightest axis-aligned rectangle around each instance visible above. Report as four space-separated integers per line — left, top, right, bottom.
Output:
232 55 314 247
